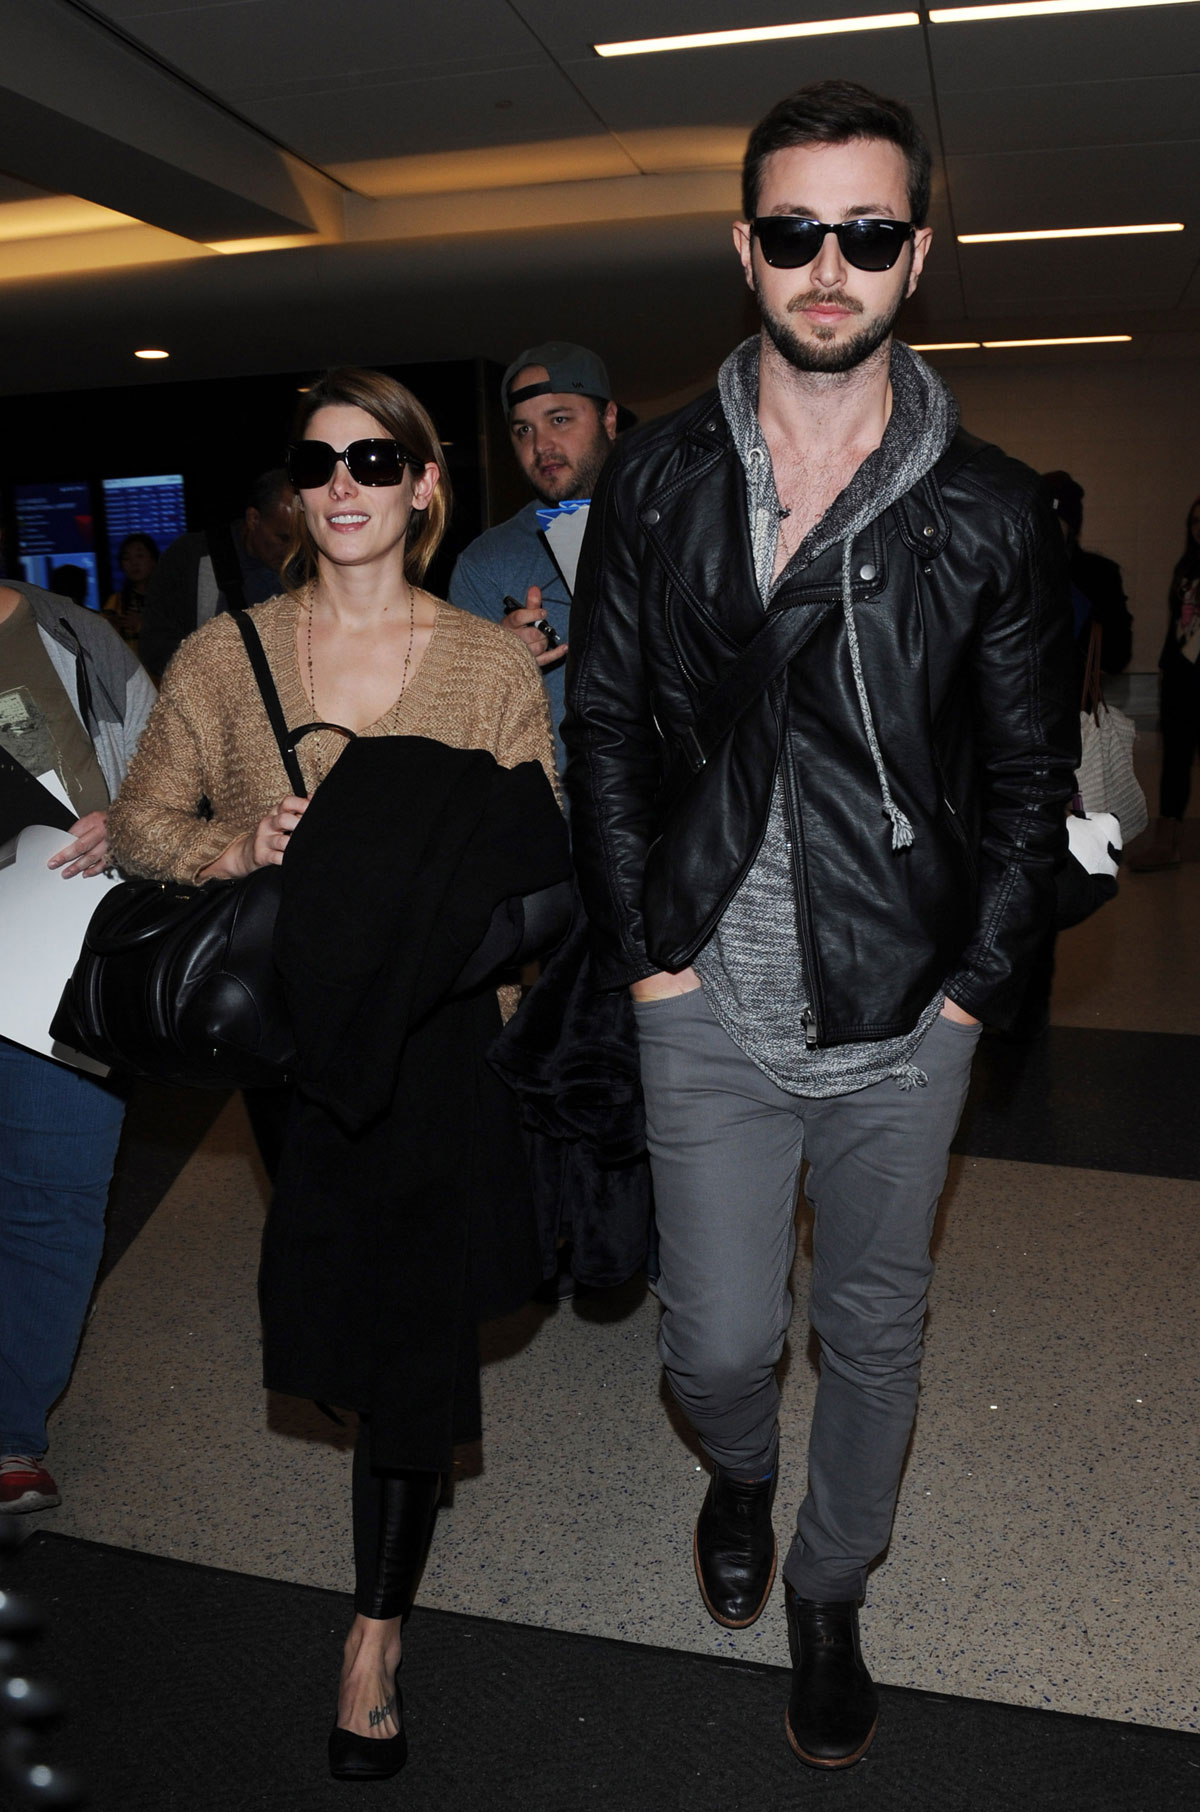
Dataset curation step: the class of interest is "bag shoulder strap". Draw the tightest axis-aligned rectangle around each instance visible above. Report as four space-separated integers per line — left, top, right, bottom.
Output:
206 523 248 614
231 610 309 799
231 609 357 801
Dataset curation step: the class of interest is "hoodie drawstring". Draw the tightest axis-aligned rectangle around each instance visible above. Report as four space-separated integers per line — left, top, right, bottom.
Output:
839 540 915 852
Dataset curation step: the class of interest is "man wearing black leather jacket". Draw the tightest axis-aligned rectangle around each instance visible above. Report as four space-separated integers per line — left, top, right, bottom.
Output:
563 81 1079 1771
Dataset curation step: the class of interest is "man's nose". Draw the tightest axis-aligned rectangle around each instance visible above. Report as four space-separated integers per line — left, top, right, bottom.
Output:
809 226 848 291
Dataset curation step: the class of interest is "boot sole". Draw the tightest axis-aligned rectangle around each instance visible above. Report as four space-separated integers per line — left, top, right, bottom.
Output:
692 1523 777 1629
785 1707 877 1770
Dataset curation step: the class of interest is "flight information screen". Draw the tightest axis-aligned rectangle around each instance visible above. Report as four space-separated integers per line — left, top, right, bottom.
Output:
102 473 187 577
14 479 101 610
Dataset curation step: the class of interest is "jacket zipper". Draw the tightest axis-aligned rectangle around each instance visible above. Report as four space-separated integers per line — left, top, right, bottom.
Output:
777 692 824 1047
932 751 979 884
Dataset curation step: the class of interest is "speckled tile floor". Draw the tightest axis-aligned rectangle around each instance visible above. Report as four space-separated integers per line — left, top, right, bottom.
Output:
32 733 1200 1737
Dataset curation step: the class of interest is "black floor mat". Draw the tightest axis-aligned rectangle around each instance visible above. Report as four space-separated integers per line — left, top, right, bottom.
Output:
7 1533 1198 1811
955 1026 1200 1180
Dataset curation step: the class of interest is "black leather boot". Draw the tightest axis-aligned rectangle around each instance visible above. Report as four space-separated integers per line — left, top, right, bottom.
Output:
693 1463 778 1628
784 1588 878 1769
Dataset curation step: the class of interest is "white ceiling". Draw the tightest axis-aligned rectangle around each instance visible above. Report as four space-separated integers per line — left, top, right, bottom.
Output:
0 0 1197 403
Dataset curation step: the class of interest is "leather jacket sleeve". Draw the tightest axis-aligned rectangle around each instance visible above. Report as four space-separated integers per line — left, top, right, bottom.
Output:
939 489 1079 1021
563 448 663 988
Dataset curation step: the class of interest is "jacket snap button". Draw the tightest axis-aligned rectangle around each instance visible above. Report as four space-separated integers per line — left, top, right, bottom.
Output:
858 561 877 581
923 524 936 537
644 508 660 525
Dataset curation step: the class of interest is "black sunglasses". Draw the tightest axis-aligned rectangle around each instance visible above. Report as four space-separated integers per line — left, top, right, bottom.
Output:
752 217 915 272
285 439 425 489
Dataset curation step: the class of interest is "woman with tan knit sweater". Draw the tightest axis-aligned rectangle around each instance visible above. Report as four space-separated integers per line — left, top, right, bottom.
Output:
108 369 564 1783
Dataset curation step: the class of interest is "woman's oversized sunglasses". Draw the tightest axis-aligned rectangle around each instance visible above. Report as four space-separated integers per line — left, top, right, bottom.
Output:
285 439 425 490
751 217 915 272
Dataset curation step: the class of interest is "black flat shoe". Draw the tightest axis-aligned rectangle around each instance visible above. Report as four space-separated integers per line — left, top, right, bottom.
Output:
693 1463 777 1628
328 1671 407 1782
784 1590 878 1769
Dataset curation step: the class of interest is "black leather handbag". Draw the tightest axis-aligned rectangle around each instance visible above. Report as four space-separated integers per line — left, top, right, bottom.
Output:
52 611 324 1089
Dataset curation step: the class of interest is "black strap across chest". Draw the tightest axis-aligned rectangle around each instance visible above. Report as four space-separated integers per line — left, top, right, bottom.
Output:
230 609 355 803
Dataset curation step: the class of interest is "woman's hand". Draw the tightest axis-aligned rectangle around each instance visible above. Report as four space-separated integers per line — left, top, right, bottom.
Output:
200 796 308 881
48 810 109 879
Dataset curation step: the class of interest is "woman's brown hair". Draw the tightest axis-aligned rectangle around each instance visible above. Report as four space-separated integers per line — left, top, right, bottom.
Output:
283 367 451 590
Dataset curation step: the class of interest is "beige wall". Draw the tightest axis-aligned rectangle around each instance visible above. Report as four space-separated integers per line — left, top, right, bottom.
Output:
633 353 1200 673
934 354 1200 673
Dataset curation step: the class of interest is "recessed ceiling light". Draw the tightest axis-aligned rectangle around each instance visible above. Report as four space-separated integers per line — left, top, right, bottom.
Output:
594 15 919 56
960 223 1184 243
932 0 1195 20
910 341 982 350
134 348 169 360
981 335 1133 347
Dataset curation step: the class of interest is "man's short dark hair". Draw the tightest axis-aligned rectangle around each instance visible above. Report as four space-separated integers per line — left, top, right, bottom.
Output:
742 80 933 228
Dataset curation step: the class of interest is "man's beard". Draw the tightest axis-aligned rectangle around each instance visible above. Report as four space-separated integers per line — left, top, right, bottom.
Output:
758 280 906 375
530 432 612 505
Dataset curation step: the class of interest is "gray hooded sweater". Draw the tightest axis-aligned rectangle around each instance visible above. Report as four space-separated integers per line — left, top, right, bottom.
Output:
692 336 960 1096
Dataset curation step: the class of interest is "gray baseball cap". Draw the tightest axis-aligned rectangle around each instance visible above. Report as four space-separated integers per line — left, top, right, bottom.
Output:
501 341 636 429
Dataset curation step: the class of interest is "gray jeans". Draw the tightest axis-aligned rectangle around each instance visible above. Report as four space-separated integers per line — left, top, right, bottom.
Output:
634 989 979 1603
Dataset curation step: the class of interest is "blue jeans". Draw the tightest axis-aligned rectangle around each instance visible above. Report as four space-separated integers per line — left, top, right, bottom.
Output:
0 1037 126 1456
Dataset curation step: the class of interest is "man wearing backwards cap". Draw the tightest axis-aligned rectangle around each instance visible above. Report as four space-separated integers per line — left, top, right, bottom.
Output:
449 341 627 769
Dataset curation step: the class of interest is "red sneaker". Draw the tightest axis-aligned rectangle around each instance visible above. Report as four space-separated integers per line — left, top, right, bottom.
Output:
0 1455 61 1514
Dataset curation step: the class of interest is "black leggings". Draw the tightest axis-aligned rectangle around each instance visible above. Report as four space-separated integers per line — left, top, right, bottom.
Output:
352 1422 441 1620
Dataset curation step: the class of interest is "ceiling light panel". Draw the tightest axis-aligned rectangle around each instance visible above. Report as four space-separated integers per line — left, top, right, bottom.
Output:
945 143 1198 269
594 15 920 56
924 3 1200 102
959 222 1184 242
931 0 1196 21
980 334 1132 345
569 19 934 139
959 253 1186 314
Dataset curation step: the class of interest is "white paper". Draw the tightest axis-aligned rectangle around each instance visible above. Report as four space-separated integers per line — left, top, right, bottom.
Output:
542 504 590 597
36 769 74 813
0 823 122 1074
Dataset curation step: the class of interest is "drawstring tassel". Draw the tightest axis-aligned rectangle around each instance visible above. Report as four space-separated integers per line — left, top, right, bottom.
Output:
893 1063 928 1091
886 802 915 850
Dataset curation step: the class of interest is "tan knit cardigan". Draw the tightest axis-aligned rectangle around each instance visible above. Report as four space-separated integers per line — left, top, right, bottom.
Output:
109 591 559 885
